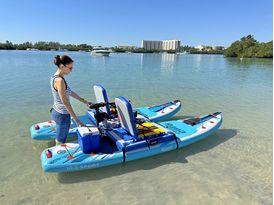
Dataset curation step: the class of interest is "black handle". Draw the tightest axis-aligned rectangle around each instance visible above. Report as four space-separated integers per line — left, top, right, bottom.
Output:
88 102 115 109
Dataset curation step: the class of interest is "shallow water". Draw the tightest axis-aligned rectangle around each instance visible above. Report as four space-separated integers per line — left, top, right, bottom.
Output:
0 51 272 205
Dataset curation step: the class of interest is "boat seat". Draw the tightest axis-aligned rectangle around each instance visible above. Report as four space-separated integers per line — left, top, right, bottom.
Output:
105 96 175 152
93 84 111 115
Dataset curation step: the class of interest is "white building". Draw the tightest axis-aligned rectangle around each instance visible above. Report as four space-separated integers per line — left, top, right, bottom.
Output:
142 40 180 50
212 46 225 50
194 45 206 51
195 45 225 51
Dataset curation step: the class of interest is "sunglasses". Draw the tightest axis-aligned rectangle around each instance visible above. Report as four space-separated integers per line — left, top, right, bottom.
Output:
64 65 73 70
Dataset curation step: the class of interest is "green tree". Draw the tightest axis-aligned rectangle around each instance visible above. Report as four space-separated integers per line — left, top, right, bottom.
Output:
17 41 33 50
224 35 272 58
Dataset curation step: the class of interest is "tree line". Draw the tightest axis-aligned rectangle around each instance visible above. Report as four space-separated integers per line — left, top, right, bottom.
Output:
0 41 93 51
0 40 225 54
1 35 272 58
224 35 272 58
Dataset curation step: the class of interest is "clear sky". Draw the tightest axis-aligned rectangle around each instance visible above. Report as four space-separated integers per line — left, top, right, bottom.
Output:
0 0 272 47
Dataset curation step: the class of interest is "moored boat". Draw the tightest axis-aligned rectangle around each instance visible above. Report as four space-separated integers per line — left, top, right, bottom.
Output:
40 97 222 172
91 47 111 56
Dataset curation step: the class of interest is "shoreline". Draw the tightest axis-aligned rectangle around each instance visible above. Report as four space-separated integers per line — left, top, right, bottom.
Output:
0 49 273 59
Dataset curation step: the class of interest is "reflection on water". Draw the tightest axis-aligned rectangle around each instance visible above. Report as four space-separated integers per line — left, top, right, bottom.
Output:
194 54 203 70
160 53 178 76
140 53 178 77
90 54 109 65
225 57 273 69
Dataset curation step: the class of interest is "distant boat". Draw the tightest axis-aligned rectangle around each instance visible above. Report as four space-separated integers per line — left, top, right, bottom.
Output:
58 48 68 52
91 47 111 56
177 51 189 55
26 48 39 51
240 56 243 61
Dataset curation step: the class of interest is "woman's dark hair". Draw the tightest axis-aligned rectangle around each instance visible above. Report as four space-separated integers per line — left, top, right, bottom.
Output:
54 55 74 67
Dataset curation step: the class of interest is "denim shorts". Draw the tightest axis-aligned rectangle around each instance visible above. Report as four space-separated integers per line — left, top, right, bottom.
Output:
50 108 71 143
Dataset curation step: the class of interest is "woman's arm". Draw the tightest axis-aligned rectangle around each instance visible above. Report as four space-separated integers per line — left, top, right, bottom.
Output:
55 78 83 125
70 90 88 104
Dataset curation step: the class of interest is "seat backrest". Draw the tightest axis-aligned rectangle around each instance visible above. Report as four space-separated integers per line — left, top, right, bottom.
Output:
115 96 138 138
93 84 111 115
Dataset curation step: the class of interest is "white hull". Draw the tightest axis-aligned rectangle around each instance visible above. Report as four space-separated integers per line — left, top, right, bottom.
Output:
92 52 110 56
91 48 111 56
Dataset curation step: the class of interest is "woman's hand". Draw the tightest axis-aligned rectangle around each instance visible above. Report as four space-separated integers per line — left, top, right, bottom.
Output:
86 102 93 108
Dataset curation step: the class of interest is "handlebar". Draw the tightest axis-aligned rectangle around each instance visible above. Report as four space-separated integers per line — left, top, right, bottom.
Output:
88 102 116 109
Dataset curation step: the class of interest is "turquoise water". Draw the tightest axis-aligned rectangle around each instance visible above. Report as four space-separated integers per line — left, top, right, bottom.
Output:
0 51 272 205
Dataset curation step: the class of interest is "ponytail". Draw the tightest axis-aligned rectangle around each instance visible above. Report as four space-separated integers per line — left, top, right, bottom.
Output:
53 55 74 67
54 55 61 67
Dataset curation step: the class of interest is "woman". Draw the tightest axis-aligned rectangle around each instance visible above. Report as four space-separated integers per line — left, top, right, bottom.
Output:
51 55 91 145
